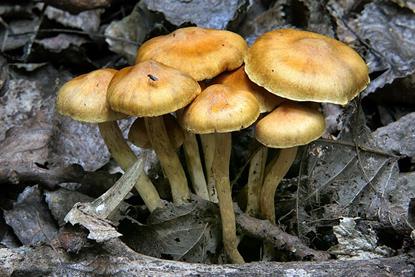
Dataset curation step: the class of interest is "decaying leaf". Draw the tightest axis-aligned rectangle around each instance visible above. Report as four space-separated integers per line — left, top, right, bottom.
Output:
64 159 143 242
104 1 155 63
3 186 58 246
143 0 248 30
356 2 415 95
372 112 415 158
297 104 411 236
329 217 394 260
122 197 221 263
42 5 104 33
45 188 93 226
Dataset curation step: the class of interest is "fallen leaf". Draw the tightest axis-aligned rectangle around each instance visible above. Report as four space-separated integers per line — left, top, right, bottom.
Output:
329 217 394 260
122 197 221 263
3 186 58 246
143 0 248 30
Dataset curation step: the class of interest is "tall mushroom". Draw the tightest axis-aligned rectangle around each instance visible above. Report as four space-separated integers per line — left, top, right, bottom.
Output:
135 27 248 202
56 68 162 212
213 66 285 216
181 84 260 264
108 60 201 205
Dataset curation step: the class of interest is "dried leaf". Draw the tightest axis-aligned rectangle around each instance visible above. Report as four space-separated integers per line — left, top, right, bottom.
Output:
329 217 394 260
42 5 103 33
371 112 415 158
143 0 248 30
35 34 88 52
3 186 58 246
45 188 93 226
297 104 407 236
122 197 221 263
0 20 36 51
356 2 415 96
64 159 143 242
104 1 155 63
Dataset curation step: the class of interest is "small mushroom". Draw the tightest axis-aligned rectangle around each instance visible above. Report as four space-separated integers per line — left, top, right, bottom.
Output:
181 84 260 264
56 68 162 212
108 60 201 205
255 102 326 224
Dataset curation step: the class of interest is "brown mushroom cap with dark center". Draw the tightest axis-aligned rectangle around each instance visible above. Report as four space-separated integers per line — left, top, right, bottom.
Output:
57 68 127 123
108 60 201 205
107 60 201 117
213 66 285 113
56 68 162 213
245 29 369 105
136 27 248 81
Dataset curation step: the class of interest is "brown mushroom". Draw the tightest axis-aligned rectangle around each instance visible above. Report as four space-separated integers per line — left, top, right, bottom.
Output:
56 68 162 212
108 60 200 205
181 84 260 264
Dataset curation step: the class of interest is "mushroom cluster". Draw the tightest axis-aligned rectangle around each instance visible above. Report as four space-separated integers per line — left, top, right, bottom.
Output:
56 27 369 264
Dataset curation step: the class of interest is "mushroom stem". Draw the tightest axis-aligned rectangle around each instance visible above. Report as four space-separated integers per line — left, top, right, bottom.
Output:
183 132 209 200
212 132 244 264
200 134 218 202
260 147 298 223
98 121 162 212
145 116 190 205
245 146 268 217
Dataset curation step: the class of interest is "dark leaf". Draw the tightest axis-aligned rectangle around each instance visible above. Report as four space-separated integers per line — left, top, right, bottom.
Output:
45 188 93 226
123 197 221 263
143 0 248 30
3 185 58 245
356 2 415 96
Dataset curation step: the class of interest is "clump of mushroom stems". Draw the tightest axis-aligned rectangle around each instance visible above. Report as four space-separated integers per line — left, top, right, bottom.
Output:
98 121 163 212
145 116 190 204
183 132 210 200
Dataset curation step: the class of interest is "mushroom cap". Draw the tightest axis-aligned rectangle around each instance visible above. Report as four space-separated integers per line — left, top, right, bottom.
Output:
245 29 370 105
128 114 184 149
135 27 248 81
255 101 325 148
181 84 260 134
56 68 127 123
213 66 285 113
107 60 201 117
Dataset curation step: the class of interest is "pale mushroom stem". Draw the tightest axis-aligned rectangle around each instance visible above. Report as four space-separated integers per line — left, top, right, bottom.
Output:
183 132 210 200
145 116 190 205
98 121 162 212
245 146 268 217
212 132 244 264
260 147 298 223
200 133 218 202
89 159 144 218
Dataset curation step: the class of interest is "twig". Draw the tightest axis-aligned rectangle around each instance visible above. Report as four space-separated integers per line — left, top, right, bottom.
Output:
234 204 330 261
8 28 139 45
316 138 400 158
